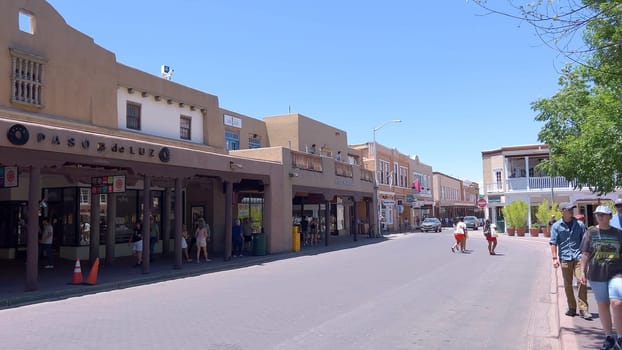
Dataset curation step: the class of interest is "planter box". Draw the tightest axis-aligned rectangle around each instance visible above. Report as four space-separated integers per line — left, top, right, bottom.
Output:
529 228 540 237
516 227 527 237
507 228 516 236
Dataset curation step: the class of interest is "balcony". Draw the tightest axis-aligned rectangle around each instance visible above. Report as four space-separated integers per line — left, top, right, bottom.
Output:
289 150 374 193
486 176 577 193
291 151 323 172
335 161 353 178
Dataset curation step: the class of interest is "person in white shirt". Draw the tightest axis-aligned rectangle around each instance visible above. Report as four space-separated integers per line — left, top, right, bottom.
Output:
451 217 467 253
610 198 622 229
39 218 54 268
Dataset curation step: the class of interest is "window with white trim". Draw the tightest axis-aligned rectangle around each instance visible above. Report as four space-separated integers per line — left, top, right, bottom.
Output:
393 163 399 187
379 160 390 185
399 166 408 187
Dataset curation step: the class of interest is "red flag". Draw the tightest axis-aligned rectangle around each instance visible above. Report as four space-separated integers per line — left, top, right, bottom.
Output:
412 180 421 192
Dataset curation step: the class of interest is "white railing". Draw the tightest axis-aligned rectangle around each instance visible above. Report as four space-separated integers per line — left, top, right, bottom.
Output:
506 176 576 191
486 183 504 193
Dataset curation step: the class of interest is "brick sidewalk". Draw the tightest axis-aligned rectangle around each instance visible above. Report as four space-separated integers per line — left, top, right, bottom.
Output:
555 266 605 349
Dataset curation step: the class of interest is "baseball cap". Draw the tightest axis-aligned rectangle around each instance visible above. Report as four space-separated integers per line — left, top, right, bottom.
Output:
559 202 576 211
614 198 622 207
594 205 612 215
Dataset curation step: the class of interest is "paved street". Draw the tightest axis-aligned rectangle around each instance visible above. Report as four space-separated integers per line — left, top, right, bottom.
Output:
0 230 558 350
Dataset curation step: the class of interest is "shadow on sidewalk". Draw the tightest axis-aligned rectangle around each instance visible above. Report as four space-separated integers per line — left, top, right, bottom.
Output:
0 234 390 309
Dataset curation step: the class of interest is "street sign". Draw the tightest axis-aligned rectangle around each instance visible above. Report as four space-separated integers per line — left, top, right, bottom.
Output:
477 198 487 208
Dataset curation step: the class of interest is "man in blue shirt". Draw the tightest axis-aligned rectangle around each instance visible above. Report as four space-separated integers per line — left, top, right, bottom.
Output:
550 202 589 319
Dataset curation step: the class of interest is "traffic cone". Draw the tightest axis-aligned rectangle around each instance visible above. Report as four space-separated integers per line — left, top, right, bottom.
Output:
71 259 83 285
85 257 100 285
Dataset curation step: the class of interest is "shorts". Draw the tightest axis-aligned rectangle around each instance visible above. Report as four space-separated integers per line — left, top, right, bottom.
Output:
244 236 252 242
590 280 610 302
486 236 497 242
610 277 622 300
133 240 143 252
454 233 465 241
181 238 188 249
197 238 207 248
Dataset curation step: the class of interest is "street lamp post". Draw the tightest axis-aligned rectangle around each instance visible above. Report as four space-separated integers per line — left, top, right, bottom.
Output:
372 119 401 235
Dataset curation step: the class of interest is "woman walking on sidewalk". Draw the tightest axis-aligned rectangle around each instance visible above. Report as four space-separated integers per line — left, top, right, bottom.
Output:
579 205 622 349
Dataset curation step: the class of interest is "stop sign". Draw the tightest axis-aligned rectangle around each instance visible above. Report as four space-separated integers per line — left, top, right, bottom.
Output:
477 198 487 208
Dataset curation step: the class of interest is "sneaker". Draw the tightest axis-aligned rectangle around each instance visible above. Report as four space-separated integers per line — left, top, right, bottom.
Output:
580 310 593 320
451 247 455 253
565 309 576 317
601 335 618 350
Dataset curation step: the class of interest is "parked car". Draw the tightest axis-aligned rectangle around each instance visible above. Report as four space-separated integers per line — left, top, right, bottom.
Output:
421 217 442 232
464 216 479 230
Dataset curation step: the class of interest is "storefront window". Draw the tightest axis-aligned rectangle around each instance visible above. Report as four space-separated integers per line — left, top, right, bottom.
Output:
238 194 264 232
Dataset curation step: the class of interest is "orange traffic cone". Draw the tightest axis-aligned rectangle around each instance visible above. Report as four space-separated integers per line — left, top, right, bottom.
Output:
71 259 83 285
85 257 100 285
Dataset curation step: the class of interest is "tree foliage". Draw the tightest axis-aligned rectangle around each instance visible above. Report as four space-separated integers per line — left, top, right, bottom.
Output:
473 1 622 194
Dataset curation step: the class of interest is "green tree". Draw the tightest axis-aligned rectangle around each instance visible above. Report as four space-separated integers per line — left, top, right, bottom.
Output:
473 1 622 194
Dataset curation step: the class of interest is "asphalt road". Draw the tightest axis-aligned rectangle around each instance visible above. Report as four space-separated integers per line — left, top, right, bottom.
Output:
0 230 558 350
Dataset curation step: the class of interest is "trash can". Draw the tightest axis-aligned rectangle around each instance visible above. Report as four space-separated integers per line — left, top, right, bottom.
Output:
252 233 266 256
496 217 505 234
292 226 300 252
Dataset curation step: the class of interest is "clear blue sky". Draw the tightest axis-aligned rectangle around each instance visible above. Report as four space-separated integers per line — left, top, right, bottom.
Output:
47 0 565 188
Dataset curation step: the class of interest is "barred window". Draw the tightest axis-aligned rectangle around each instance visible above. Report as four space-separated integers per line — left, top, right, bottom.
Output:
180 115 191 140
10 48 45 107
126 102 141 130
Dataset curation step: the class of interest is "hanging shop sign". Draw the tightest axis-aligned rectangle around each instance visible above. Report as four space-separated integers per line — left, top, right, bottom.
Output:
91 175 126 194
0 166 18 188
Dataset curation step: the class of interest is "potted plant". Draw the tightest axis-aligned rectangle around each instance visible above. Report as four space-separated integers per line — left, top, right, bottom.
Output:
501 205 515 236
529 223 540 237
503 200 529 236
536 200 554 237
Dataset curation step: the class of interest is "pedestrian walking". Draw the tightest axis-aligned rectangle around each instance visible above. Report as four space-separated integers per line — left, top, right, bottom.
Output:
149 215 159 261
483 219 497 255
550 202 589 319
451 217 466 253
579 205 622 349
128 220 143 267
39 218 54 268
195 218 210 262
181 226 192 262
232 219 244 257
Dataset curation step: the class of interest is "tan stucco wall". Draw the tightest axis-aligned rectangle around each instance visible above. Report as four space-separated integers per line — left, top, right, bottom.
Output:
0 0 118 127
220 109 269 150
264 114 348 156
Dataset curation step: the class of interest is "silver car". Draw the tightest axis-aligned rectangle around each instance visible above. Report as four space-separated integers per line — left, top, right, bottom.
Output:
421 217 442 232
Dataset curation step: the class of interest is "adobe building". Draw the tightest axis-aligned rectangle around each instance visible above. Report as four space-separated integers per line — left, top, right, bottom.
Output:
0 0 375 291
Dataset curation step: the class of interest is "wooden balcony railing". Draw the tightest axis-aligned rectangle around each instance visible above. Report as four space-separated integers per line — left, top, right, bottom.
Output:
291 150 323 172
335 162 353 178
360 169 374 183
